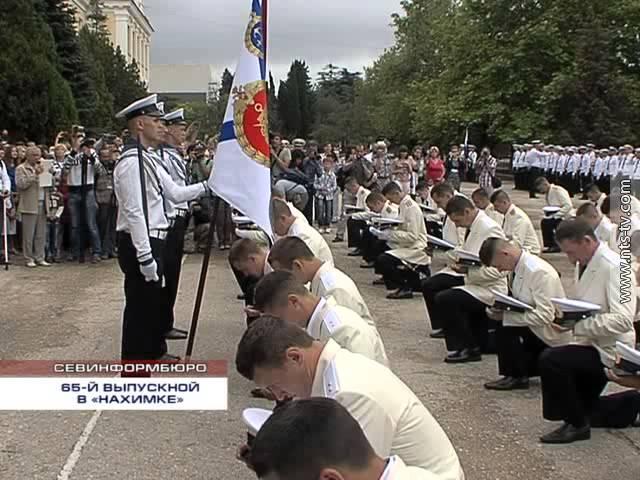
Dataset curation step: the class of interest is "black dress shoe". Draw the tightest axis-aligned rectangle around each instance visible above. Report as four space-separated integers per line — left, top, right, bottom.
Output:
332 236 343 243
158 353 181 362
429 329 445 339
445 349 482 364
540 423 591 444
387 288 413 300
348 249 363 257
165 328 188 340
484 376 529 391
237 293 246 300
251 387 275 400
372 278 386 286
360 261 375 269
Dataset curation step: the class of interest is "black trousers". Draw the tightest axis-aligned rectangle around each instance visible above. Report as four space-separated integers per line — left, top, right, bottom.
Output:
163 215 189 334
347 218 367 249
528 167 541 198
97 202 117 256
539 345 608 427
540 217 562 248
425 220 443 239
598 175 611 194
362 230 388 263
117 233 168 360
421 273 465 331
591 390 640 429
437 288 489 352
496 323 549 378
375 253 430 291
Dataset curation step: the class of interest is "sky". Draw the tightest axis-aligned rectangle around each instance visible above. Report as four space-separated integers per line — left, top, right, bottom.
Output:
146 0 401 89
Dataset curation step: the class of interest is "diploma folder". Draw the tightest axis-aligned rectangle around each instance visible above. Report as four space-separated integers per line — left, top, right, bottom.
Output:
232 215 254 225
615 342 640 374
551 297 601 328
345 205 365 213
420 204 439 214
427 235 455 251
371 217 403 229
543 206 561 217
491 290 533 313
456 249 482 267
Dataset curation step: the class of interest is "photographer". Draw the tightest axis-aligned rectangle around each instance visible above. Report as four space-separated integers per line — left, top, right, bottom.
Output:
63 129 102 263
95 142 117 259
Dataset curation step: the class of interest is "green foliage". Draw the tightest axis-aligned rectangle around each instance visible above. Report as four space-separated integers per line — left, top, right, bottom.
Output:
0 0 77 142
278 60 315 138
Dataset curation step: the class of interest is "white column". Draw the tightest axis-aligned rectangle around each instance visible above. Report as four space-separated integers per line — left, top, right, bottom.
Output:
114 14 128 57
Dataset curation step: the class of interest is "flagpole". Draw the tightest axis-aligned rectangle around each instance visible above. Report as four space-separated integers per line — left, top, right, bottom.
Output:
262 0 268 65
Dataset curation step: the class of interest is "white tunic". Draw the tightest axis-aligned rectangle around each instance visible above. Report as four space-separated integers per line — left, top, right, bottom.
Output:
386 195 430 266
545 184 575 219
287 218 334 266
381 456 445 480
312 340 464 480
502 204 541 255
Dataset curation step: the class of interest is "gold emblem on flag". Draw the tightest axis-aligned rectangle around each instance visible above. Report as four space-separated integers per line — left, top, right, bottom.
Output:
245 12 264 59
232 80 270 167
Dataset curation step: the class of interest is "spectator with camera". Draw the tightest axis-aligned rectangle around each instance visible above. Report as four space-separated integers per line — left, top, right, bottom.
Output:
95 142 117 259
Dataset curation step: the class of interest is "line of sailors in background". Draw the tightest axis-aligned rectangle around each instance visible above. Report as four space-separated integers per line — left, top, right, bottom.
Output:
512 142 640 197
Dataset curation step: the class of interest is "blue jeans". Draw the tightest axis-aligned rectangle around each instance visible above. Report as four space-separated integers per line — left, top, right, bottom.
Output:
69 189 102 257
45 221 59 259
315 197 333 227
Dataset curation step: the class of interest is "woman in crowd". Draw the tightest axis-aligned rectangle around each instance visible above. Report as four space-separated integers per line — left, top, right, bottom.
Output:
425 146 446 184
392 145 416 195
477 147 498 195
445 144 463 191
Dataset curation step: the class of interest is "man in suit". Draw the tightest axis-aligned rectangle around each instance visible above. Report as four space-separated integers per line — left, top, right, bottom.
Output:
359 192 399 269
535 176 575 253
575 202 616 250
235 317 465 480
249 398 443 480
480 238 570 390
471 187 503 226
538 220 636 444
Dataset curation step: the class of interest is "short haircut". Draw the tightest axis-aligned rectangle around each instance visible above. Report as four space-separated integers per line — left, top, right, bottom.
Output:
586 183 601 193
534 176 549 188
250 398 375 478
271 198 292 218
365 192 385 205
235 315 314 380
254 271 310 311
291 149 305 161
601 195 621 215
554 219 597 243
381 181 402 196
576 202 599 218
268 237 315 269
445 196 475 216
430 182 454 197
490 189 510 203
415 181 428 192
479 237 507 266
229 238 263 265
472 187 489 200
345 176 359 187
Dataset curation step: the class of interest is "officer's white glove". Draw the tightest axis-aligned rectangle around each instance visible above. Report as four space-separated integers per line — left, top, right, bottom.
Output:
139 259 159 283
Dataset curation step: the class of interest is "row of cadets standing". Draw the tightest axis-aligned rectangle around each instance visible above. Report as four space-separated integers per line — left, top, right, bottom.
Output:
113 94 210 364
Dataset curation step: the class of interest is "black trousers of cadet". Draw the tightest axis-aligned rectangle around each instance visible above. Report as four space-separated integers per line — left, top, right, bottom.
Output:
436 288 489 352
163 215 189 334
598 175 611 194
229 262 258 306
496 323 549 378
362 230 389 263
425 220 443 239
591 390 640 429
117 233 168 360
421 274 465 331
539 345 608 427
375 253 430 291
540 217 562 248
347 218 367 249
529 167 542 198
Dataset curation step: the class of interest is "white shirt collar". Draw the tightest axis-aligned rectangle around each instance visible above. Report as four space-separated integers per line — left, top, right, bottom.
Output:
307 297 327 335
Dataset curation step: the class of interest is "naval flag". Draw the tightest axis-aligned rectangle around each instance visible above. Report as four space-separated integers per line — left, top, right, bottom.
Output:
209 0 272 237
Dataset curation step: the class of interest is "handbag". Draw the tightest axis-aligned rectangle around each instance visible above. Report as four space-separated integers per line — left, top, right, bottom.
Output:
491 175 502 189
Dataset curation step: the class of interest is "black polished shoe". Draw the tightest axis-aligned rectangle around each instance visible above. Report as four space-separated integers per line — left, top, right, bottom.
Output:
237 293 246 300
347 249 363 257
484 376 529 391
387 288 413 300
429 329 445 339
332 236 343 243
360 261 375 269
372 278 386 286
165 328 188 340
445 348 482 364
158 353 181 362
540 423 591 444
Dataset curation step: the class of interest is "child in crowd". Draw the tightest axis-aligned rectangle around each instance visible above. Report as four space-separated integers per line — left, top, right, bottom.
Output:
314 154 338 233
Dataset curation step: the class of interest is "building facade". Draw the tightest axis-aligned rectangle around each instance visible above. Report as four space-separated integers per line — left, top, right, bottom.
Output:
68 0 153 84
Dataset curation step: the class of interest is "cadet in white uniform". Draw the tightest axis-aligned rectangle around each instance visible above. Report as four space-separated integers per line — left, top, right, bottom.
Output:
360 191 400 268
535 176 574 252
373 182 430 300
253 272 388 365
271 198 334 265
432 197 507 363
268 236 374 325
249 398 444 480
585 183 607 213
480 239 570 390
490 190 541 255
538 220 636 444
236 318 465 480
471 187 504 226
343 177 372 253
576 202 617 250
600 193 640 255
156 108 191 340
114 95 209 362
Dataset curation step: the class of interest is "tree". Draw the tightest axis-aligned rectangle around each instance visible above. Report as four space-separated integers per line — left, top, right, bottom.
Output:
267 71 281 133
278 60 315 138
0 0 77 142
86 0 108 37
